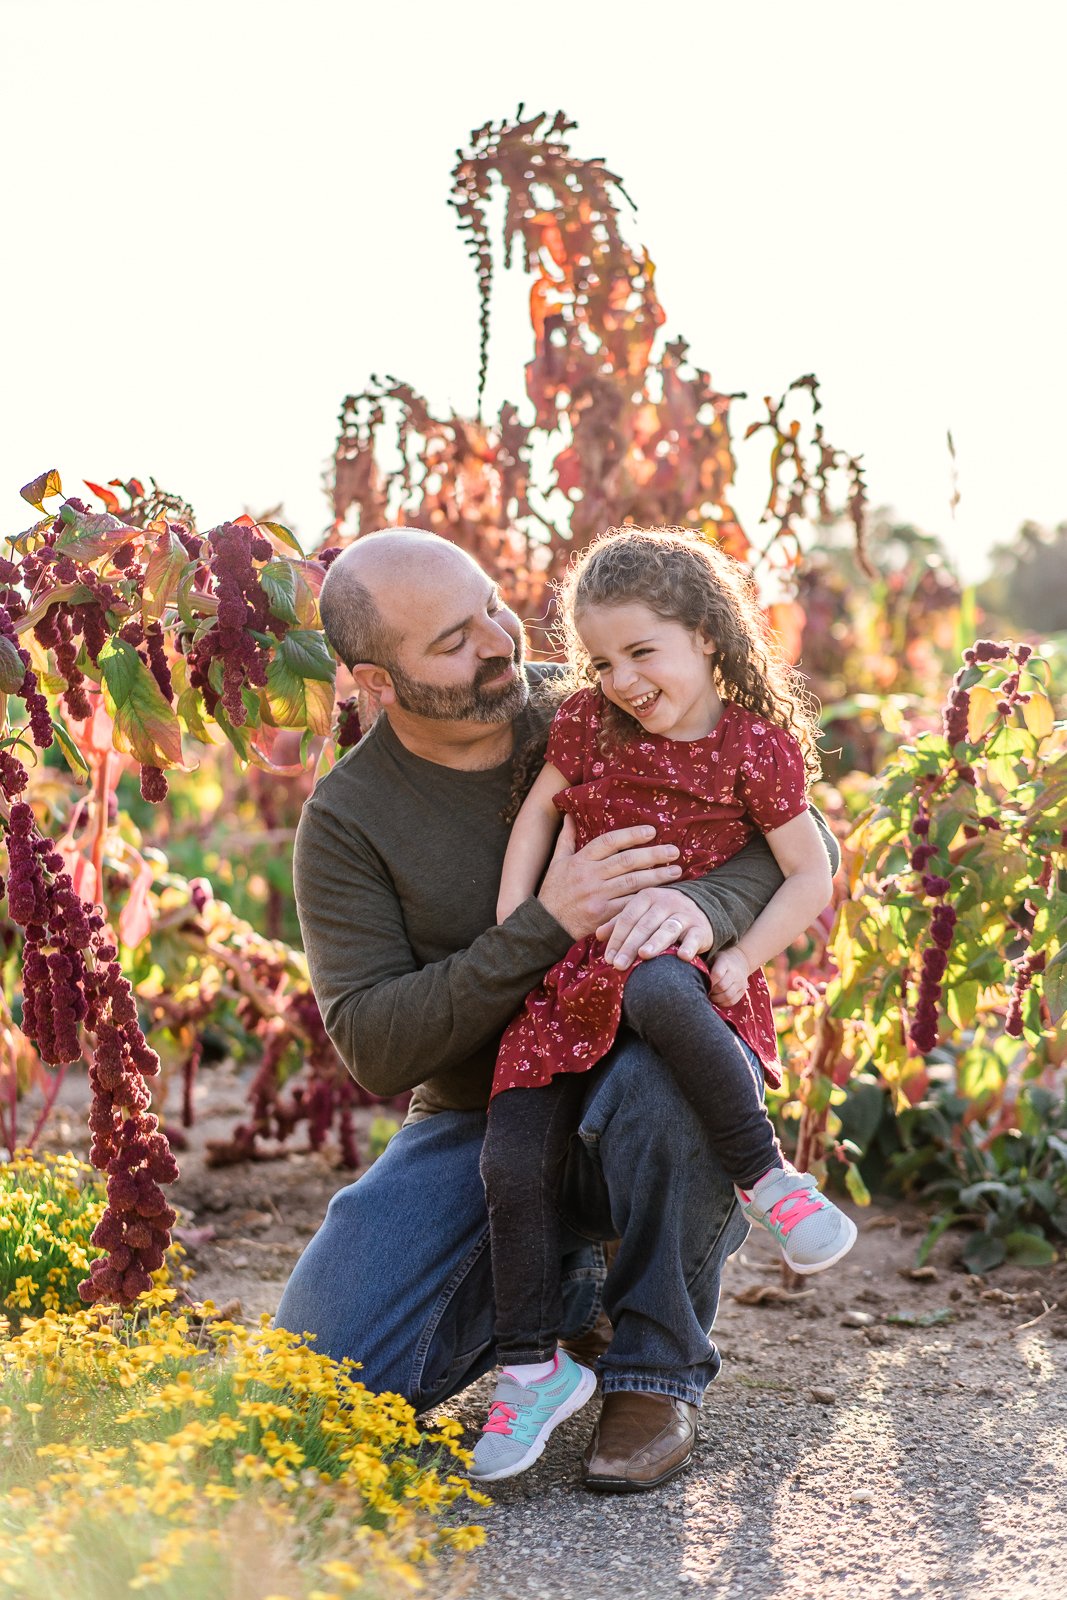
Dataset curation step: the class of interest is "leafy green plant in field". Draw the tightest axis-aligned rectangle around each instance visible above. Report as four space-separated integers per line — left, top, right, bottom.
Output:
768 638 1065 1238
828 640 1065 1105
890 1085 1067 1273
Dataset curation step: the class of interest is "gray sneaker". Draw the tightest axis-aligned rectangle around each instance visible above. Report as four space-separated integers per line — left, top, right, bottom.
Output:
735 1166 857 1274
469 1351 598 1482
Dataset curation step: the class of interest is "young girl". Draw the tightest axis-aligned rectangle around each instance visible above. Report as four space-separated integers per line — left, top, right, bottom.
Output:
469 527 855 1482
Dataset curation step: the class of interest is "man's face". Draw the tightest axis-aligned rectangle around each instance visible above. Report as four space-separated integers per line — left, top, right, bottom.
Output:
382 554 528 724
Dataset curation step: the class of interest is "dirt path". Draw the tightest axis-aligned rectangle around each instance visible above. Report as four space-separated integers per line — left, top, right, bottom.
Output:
34 1062 1067 1600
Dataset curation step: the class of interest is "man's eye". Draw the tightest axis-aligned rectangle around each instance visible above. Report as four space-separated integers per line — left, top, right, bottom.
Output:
444 637 466 654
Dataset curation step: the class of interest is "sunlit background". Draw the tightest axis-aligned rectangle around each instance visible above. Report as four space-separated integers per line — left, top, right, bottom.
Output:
2 0 1064 579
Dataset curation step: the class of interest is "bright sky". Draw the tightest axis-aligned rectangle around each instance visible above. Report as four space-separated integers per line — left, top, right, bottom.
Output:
2 1 1064 582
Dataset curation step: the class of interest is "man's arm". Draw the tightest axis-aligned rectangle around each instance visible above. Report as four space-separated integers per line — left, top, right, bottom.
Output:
293 798 575 1099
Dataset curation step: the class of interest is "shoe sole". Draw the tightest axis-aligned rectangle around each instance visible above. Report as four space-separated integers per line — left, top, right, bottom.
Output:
784 1213 859 1276
469 1364 599 1482
582 1447 694 1494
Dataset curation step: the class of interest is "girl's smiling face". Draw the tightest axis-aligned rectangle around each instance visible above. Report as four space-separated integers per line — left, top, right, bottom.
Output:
576 601 723 740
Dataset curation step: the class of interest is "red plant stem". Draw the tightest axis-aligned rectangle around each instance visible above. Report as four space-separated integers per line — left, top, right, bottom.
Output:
25 1059 70 1151
91 751 112 903
2 1051 17 1151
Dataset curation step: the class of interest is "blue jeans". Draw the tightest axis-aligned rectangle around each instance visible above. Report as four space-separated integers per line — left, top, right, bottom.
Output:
274 1030 759 1411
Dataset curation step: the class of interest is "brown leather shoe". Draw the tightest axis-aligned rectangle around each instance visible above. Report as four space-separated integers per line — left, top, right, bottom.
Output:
582 1391 699 1492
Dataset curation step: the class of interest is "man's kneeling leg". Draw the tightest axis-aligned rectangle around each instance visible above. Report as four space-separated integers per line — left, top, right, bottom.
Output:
275 1106 606 1412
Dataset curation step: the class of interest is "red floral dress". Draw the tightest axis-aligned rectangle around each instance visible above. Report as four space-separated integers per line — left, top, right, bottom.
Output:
492 688 809 1098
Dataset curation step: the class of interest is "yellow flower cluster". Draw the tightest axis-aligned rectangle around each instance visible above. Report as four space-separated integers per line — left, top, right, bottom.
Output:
0 1299 486 1599
0 1151 182 1323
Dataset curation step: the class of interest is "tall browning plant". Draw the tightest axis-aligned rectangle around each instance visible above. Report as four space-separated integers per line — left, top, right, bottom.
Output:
328 107 868 642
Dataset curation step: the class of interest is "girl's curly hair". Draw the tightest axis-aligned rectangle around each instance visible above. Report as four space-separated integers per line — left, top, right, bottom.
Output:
555 526 823 785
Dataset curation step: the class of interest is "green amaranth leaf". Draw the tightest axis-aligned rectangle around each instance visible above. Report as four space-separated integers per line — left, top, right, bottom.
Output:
258 520 303 556
1043 947 1067 1024
98 637 183 768
177 687 210 743
1003 1230 1057 1267
0 634 26 693
54 506 132 561
51 718 91 777
265 654 334 736
962 1233 1007 1274
278 628 336 684
142 526 189 622
260 560 299 625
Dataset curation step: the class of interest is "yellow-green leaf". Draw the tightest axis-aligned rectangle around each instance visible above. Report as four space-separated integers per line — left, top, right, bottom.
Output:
142 526 190 623
265 656 335 736
946 980 980 1030
966 685 1001 742
258 520 304 556
20 469 63 509
51 718 91 778
0 635 26 693
98 637 183 768
177 687 210 743
845 1165 871 1206
1022 692 1054 740
1044 948 1067 1024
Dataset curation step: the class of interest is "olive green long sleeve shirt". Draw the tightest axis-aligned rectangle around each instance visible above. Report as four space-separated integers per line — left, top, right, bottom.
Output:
292 681 839 1120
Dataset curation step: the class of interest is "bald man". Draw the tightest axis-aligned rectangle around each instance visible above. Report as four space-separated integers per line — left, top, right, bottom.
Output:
275 527 839 1493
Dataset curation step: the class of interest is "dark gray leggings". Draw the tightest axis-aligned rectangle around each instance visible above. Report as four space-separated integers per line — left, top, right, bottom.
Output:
481 954 782 1364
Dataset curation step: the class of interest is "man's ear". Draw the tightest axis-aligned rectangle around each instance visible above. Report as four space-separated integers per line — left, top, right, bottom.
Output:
350 663 396 709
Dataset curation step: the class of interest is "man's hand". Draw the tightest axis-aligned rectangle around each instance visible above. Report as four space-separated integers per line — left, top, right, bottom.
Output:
538 817 683 941
596 888 714 970
707 946 751 1007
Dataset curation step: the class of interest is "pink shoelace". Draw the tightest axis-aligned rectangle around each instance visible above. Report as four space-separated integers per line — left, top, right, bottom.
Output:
482 1402 517 1437
767 1188 824 1236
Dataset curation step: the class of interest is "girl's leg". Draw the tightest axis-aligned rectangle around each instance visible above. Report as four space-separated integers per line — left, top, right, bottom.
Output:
621 955 781 1189
621 956 857 1276
480 1074 589 1364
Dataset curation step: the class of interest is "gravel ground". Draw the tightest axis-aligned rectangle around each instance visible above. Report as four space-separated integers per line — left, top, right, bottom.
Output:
36 1063 1067 1600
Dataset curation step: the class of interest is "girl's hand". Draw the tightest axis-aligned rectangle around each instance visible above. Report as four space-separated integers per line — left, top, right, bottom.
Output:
707 947 751 1007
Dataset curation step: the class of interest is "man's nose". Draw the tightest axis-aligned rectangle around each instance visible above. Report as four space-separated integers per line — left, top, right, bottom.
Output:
477 616 517 657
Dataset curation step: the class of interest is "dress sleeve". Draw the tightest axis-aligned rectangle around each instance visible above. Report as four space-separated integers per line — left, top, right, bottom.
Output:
544 688 596 784
736 720 809 832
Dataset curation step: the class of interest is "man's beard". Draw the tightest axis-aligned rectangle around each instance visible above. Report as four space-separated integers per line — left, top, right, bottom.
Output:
388 646 529 723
